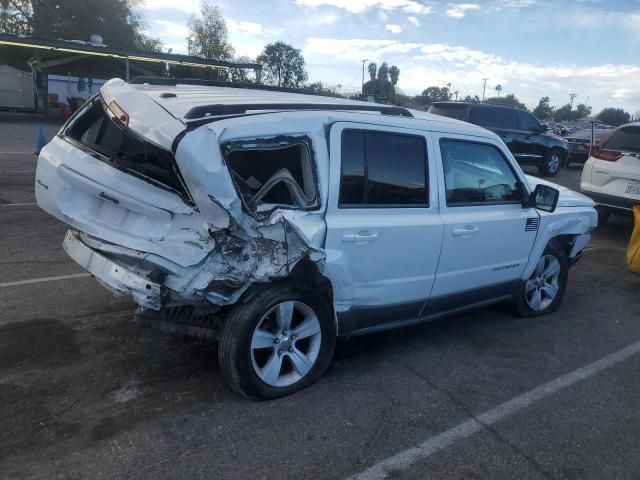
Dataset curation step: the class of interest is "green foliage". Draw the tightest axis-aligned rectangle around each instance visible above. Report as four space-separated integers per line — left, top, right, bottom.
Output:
597 107 631 126
362 61 399 99
554 103 593 122
483 94 527 110
257 41 308 88
0 0 159 50
305 81 344 98
418 86 452 105
533 97 553 120
188 1 234 60
462 94 480 102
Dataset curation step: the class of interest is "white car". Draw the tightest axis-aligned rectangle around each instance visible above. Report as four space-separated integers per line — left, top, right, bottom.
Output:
36 78 597 399
580 122 640 224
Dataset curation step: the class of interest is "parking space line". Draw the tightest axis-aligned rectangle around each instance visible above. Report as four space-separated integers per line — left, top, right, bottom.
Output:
0 273 91 288
0 202 37 207
350 340 640 480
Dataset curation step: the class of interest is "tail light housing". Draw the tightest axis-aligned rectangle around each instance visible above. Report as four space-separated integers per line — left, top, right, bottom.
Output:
107 100 129 126
591 145 622 162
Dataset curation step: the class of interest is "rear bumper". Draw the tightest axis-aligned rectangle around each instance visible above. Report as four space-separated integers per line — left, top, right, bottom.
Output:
579 190 638 213
63 231 164 309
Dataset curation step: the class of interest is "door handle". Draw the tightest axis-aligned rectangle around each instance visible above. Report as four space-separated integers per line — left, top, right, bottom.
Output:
452 225 479 236
342 231 379 243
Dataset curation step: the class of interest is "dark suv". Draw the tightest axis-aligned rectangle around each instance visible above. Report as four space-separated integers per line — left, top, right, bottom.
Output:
428 102 569 177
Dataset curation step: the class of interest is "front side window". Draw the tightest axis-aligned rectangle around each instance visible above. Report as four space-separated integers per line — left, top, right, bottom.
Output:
517 111 541 132
339 130 428 207
440 139 521 206
469 106 518 130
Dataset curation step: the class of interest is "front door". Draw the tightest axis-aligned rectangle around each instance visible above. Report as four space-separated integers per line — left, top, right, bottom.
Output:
429 133 538 310
324 123 444 334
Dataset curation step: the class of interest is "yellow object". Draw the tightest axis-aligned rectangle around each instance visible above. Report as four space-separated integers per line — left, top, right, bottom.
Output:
628 206 640 274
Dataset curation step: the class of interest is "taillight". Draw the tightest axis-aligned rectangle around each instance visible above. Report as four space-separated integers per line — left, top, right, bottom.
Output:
108 100 129 126
591 145 622 162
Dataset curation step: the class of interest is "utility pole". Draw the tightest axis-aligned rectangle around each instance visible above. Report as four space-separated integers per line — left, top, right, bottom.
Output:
569 93 578 109
482 78 489 102
361 59 368 95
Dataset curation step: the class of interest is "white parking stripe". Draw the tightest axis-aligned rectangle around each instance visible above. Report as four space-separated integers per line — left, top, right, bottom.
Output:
0 202 37 207
0 273 91 288
351 340 640 480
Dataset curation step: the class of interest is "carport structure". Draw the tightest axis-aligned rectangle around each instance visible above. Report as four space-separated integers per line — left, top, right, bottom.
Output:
0 33 262 114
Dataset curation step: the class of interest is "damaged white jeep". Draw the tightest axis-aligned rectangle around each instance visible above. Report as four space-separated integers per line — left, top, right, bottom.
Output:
36 78 597 399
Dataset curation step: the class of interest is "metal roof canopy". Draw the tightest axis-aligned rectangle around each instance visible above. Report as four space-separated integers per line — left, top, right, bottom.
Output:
0 33 262 72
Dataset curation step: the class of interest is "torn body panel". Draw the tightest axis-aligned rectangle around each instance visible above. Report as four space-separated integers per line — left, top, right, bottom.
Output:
39 112 329 310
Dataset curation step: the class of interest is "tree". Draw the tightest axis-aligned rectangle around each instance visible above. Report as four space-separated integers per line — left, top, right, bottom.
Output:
368 62 377 82
495 84 502 98
377 62 389 82
419 86 452 105
389 66 400 87
229 55 255 83
257 41 308 88
188 1 234 60
0 0 159 50
533 97 553 120
305 81 344 98
462 94 480 102
484 93 527 110
597 107 631 126
575 103 592 119
553 103 573 122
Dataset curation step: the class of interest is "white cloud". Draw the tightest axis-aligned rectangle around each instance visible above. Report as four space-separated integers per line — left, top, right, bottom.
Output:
153 19 189 38
226 19 279 36
295 0 432 15
407 16 421 26
385 24 403 33
303 37 640 111
446 3 481 18
142 0 199 13
500 0 538 7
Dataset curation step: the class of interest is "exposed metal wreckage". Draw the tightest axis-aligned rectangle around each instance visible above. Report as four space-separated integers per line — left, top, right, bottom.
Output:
62 126 326 313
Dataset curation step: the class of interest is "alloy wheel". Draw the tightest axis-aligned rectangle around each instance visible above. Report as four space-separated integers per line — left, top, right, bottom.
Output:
547 152 561 174
250 301 322 387
525 255 561 311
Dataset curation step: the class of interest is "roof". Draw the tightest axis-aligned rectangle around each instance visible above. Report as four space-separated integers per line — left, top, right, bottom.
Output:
0 33 261 71
432 101 523 111
124 78 412 122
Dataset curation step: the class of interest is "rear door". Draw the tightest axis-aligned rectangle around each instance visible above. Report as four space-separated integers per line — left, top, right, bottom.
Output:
516 110 547 161
324 123 444 334
428 133 538 309
469 106 521 158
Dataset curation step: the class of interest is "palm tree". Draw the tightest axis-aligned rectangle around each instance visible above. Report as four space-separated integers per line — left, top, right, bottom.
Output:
495 84 503 98
454 90 459 101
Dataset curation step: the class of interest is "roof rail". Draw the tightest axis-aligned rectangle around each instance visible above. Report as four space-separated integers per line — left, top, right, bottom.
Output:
130 76 316 95
183 103 414 120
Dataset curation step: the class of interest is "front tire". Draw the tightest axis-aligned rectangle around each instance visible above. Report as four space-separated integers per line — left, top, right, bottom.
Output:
218 283 336 400
513 244 568 317
538 149 563 177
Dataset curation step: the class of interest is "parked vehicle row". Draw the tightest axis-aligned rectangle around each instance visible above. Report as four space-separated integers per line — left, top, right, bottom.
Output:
580 122 640 224
428 102 569 177
35 78 596 399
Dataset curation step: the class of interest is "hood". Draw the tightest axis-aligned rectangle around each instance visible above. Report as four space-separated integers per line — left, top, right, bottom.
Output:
525 175 595 208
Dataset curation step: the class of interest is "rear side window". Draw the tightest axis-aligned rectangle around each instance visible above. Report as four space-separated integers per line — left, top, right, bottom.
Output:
603 126 640 153
339 130 428 207
64 99 192 204
517 111 540 132
429 104 469 121
469 106 517 130
440 139 520 206
223 138 317 213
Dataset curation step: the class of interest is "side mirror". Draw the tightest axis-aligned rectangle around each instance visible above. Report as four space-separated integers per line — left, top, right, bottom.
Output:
529 184 559 212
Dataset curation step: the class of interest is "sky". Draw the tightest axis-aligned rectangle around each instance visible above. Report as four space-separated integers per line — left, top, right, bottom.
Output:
141 0 640 114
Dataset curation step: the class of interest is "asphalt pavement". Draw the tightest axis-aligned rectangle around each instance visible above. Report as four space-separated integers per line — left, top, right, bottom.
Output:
1 119 639 480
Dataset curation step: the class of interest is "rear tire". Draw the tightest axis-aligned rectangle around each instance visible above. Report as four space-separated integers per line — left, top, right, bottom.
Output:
538 148 563 177
513 243 568 317
218 282 336 400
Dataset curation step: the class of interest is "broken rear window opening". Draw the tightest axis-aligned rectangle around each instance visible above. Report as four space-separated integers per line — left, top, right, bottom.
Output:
223 138 318 213
63 99 194 205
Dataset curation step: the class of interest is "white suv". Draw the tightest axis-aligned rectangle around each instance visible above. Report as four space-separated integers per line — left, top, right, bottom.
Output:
36 78 597 399
580 122 640 224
